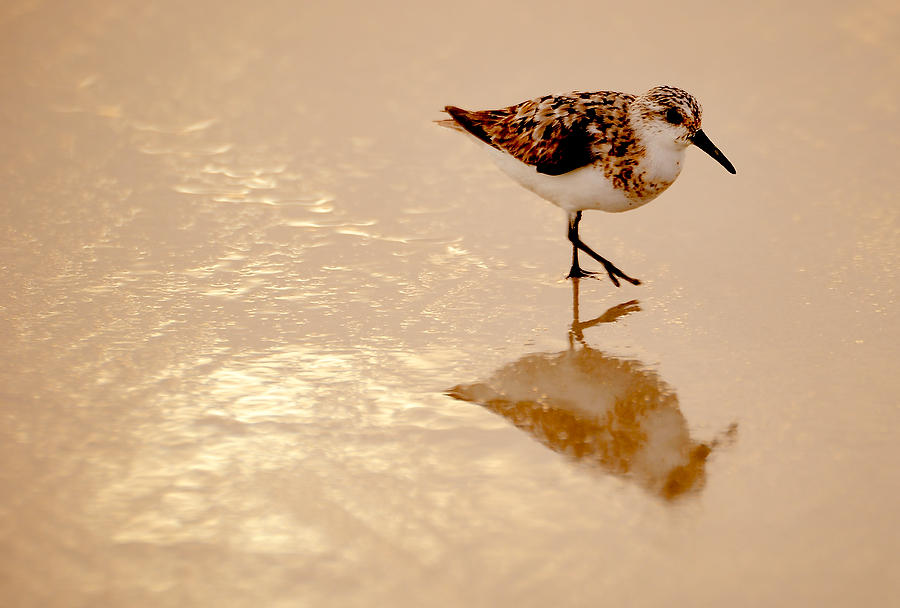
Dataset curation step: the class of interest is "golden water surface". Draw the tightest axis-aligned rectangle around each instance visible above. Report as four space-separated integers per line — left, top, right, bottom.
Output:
2 1 898 606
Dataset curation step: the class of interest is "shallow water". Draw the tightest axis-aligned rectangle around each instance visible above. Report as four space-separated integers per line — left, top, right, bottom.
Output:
2 0 898 606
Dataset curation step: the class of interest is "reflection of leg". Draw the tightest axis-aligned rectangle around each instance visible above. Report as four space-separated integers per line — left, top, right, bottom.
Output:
569 278 581 348
577 300 641 332
566 211 641 287
570 280 641 345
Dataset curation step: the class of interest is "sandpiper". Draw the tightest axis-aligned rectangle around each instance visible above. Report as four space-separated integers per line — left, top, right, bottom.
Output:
438 86 735 286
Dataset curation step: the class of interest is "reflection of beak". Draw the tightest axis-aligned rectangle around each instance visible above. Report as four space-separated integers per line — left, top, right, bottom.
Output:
691 129 736 174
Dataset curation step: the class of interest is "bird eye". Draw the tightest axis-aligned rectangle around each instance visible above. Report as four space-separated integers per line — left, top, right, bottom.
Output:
665 107 683 125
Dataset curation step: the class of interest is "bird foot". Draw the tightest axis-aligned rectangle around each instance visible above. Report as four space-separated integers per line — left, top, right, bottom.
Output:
567 267 599 279
568 265 641 287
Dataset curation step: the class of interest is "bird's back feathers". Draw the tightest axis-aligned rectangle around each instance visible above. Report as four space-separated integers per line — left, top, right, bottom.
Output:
440 92 638 176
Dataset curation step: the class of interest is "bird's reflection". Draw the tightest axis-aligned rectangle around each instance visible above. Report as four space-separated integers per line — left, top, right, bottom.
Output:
448 280 736 500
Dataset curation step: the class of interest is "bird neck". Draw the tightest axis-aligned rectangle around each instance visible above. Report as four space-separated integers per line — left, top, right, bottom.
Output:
638 135 687 185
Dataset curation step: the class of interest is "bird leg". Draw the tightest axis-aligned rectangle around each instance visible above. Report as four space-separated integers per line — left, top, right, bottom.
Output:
566 212 596 279
567 243 597 279
566 211 641 286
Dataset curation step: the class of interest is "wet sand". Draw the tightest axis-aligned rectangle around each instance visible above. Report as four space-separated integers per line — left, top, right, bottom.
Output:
1 0 898 606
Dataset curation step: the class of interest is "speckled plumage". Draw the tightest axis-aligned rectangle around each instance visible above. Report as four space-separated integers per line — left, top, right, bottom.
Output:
447 91 637 177
439 85 735 285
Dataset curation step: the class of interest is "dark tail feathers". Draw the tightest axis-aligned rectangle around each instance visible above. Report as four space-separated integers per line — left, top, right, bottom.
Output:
440 106 495 147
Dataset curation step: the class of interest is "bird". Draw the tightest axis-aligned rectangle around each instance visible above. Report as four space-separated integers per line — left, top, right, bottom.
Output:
437 86 736 286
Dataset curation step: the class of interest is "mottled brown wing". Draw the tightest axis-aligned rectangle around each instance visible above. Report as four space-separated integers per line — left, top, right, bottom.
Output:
445 96 595 176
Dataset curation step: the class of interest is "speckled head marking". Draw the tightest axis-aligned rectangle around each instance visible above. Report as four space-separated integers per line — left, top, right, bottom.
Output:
631 86 703 145
630 86 735 174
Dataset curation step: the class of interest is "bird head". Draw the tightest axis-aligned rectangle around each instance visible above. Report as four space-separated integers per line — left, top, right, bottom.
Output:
633 86 736 174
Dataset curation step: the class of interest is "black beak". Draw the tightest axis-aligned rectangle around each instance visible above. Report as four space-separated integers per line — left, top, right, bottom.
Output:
691 129 736 174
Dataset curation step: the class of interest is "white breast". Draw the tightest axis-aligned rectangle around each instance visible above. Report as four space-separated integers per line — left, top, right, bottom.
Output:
642 139 686 187
486 149 625 213
486 144 685 215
